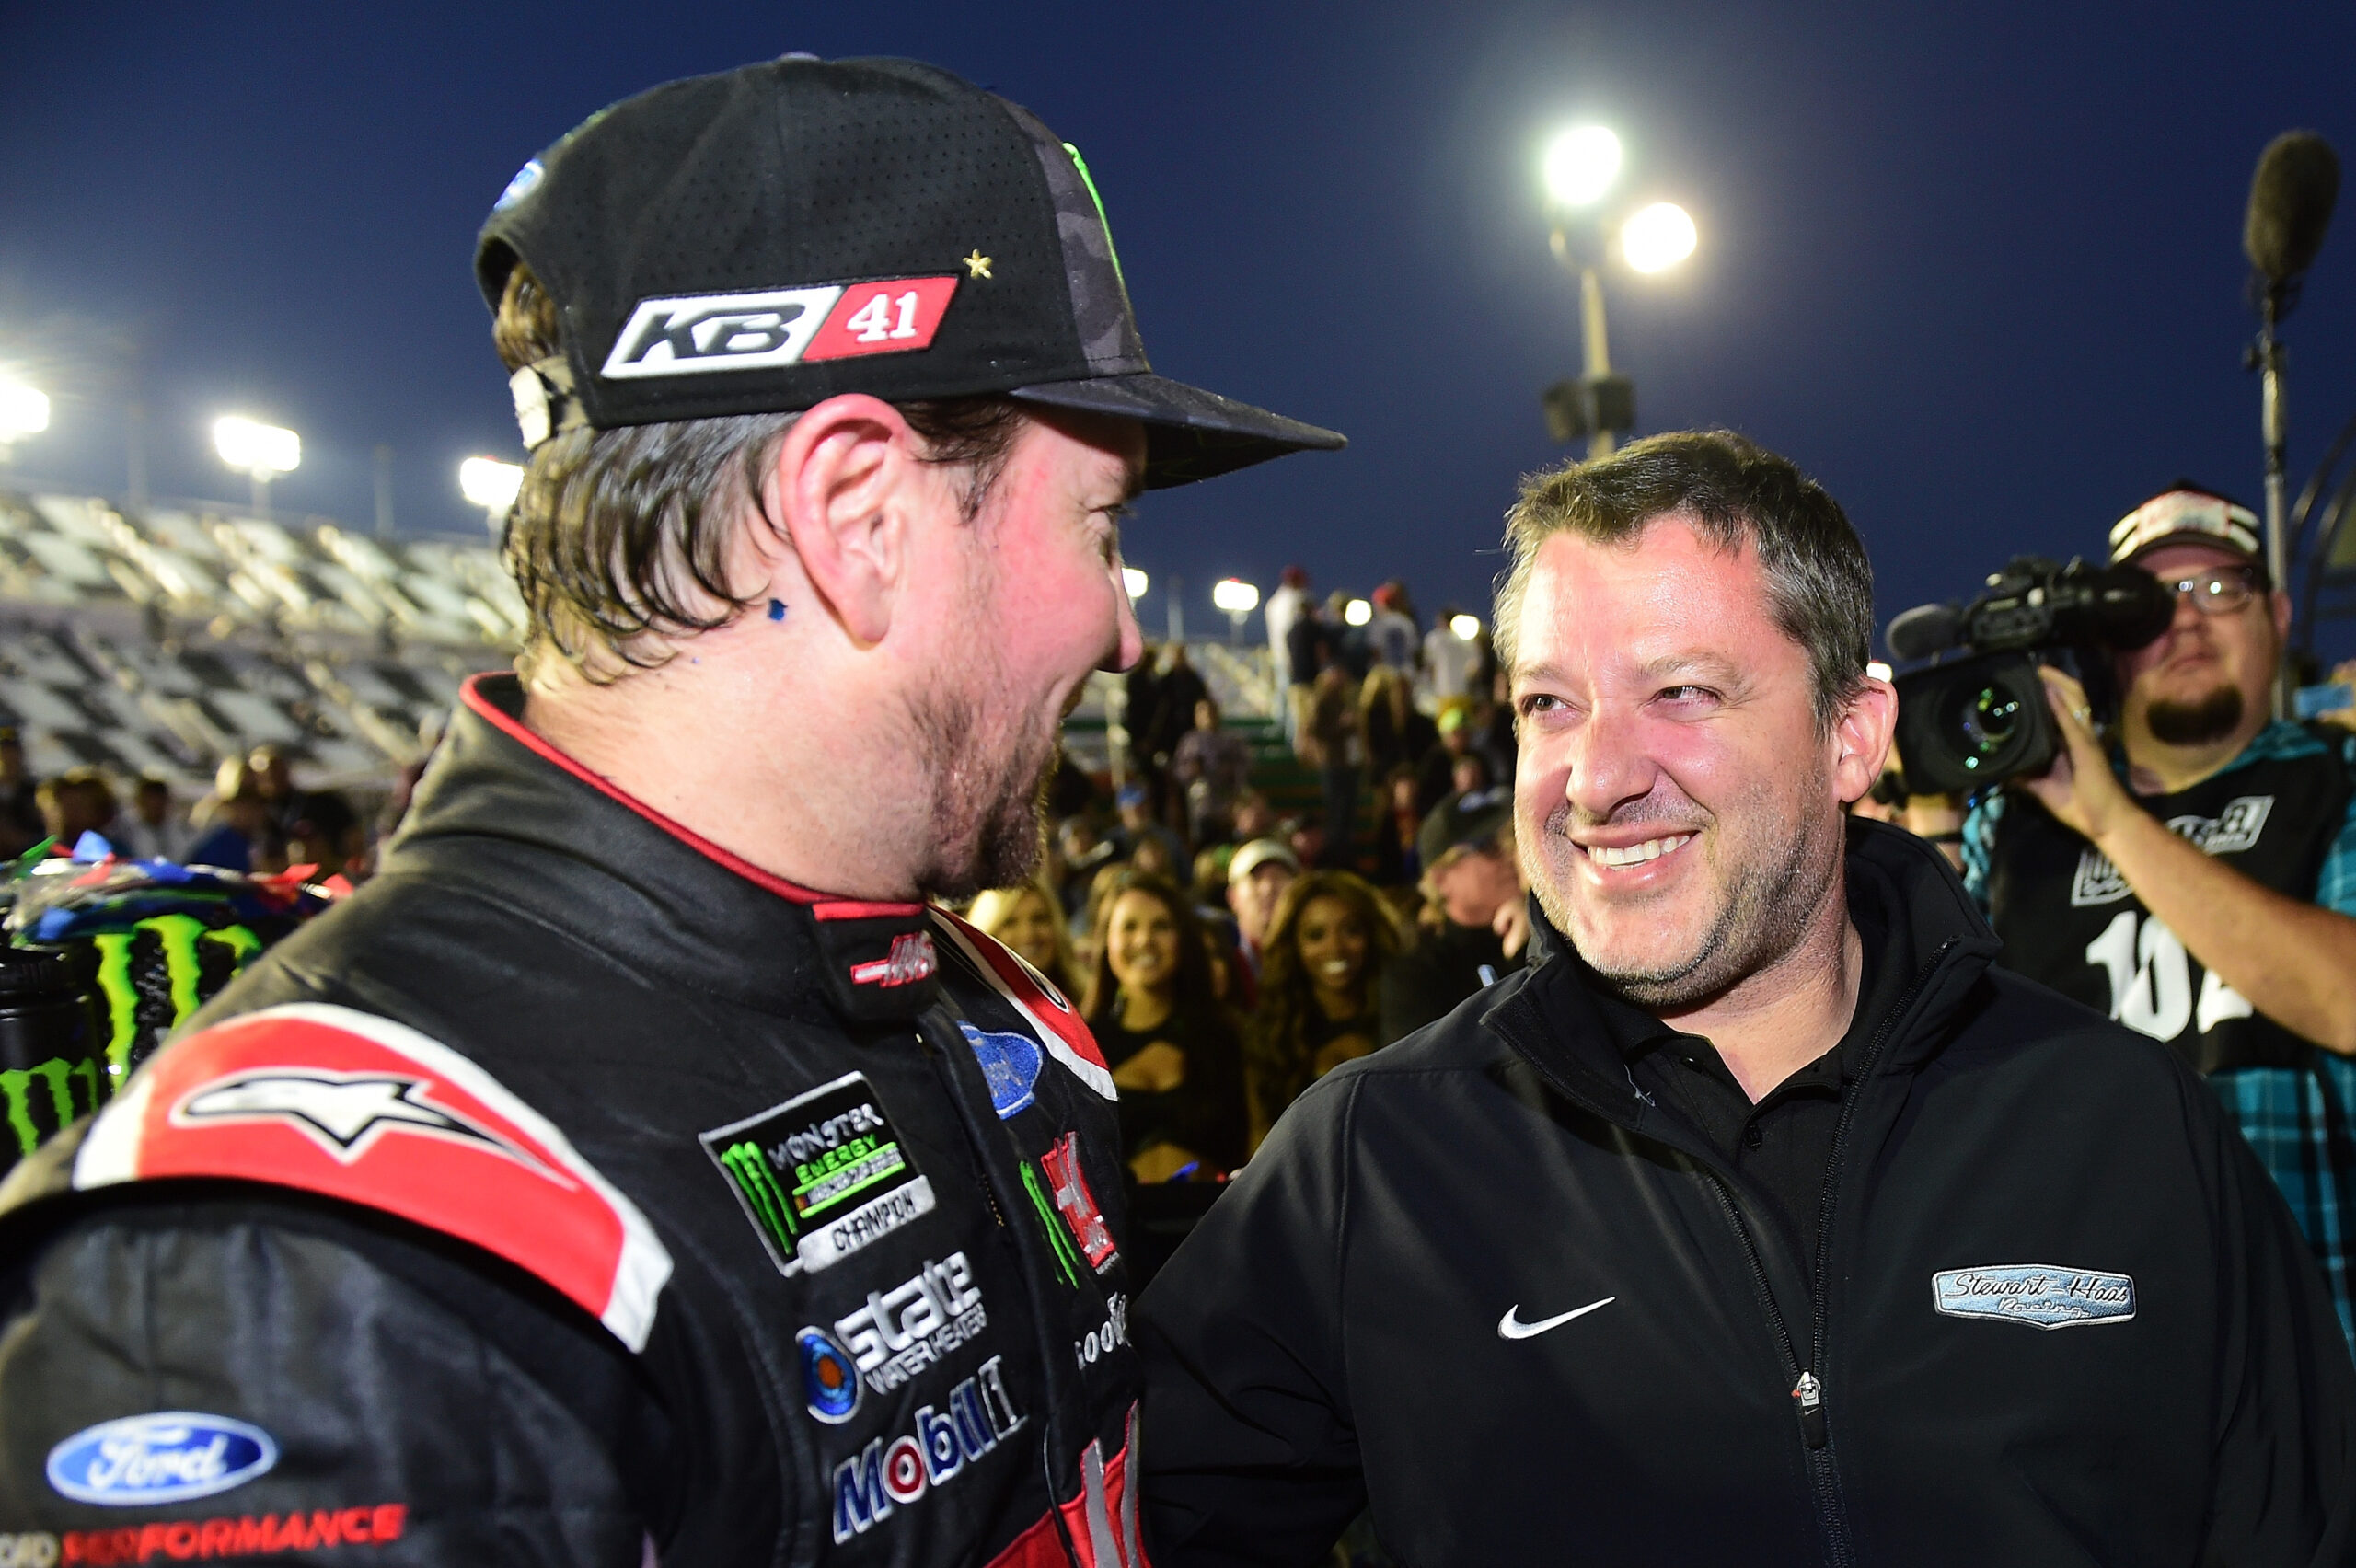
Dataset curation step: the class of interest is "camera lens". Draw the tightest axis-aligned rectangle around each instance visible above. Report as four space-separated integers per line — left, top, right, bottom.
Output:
1957 685 2021 767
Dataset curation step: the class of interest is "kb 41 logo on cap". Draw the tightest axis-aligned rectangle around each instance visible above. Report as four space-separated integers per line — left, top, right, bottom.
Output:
603 277 959 380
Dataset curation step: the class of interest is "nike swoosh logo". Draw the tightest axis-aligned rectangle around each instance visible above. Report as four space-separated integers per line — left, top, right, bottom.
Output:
1496 1297 1616 1340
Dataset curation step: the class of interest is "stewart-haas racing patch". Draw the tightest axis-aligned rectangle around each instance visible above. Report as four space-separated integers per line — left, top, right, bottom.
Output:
702 1072 935 1275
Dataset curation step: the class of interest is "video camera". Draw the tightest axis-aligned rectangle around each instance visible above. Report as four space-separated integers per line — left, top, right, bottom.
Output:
1886 557 2176 794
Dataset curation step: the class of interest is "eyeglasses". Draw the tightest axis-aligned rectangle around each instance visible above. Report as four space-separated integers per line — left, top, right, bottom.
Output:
2158 568 2259 615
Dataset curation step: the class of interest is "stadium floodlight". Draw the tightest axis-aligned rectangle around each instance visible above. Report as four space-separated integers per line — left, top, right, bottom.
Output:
214 416 300 476
214 416 300 516
1210 578 1261 616
1345 597 1373 628
1122 565 1149 600
0 383 51 457
458 456 525 523
1866 660 1894 684
1211 577 1260 644
1622 202 1698 273
1450 613 1482 640
1542 126 1623 209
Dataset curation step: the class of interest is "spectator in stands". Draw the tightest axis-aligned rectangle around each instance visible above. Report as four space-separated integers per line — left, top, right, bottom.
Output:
1370 764 1424 887
1082 870 1248 1181
1113 784 1186 872
1425 605 1481 704
967 876 1083 1000
0 728 43 858
1057 813 1117 921
1123 641 1167 815
1225 836 1300 982
1358 664 1437 788
1326 590 1372 680
1243 870 1403 1147
1230 789 1278 844
1365 583 1419 673
1305 663 1361 867
113 776 192 863
186 772 277 874
1171 697 1253 848
36 768 118 854
1283 596 1332 754
1380 792 1527 1043
1146 644 1210 790
1415 701 1480 819
248 745 361 875
1265 564 1311 699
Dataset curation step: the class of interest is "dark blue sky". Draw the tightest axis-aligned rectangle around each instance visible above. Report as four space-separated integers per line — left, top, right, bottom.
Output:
6 2 2355 659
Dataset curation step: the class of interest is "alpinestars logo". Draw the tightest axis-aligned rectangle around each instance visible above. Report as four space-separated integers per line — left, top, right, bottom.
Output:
851 932 938 989
602 277 959 380
832 1355 1024 1543
169 1070 568 1182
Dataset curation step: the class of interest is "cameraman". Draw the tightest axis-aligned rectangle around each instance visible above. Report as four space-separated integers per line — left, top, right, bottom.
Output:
1965 484 2356 1351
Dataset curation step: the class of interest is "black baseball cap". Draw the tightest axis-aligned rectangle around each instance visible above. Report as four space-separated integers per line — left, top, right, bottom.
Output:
476 55 1345 489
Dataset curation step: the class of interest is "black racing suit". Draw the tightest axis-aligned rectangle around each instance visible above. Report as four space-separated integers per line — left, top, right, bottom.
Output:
1138 821 2356 1567
0 674 1145 1568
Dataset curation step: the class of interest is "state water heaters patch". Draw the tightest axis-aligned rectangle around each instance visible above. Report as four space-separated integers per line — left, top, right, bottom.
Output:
831 1356 1025 1543
799 1253 991 1424
703 1073 935 1277
1932 1263 2137 1328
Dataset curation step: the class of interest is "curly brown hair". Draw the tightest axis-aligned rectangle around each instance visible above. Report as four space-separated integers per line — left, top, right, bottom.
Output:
1244 870 1404 1139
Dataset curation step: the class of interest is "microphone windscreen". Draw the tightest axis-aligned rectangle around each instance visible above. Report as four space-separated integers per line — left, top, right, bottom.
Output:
1886 603 1962 663
2246 131 2340 283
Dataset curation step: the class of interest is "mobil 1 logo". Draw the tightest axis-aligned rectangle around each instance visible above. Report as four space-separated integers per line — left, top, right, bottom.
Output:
702 1072 936 1276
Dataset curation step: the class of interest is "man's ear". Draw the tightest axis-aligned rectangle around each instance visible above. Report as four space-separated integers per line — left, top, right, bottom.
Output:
2270 586 2294 647
768 394 930 649
1831 674 1899 805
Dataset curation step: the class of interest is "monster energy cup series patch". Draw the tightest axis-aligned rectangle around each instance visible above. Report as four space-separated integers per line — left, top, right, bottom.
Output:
702 1072 935 1275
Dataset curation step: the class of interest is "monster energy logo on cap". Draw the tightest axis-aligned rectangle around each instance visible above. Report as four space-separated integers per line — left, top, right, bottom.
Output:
700 1071 935 1275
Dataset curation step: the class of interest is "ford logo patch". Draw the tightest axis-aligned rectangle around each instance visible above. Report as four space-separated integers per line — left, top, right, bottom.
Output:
1933 1263 2136 1329
46 1412 279 1505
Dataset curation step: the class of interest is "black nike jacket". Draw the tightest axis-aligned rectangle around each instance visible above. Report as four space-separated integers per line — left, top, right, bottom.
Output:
1138 820 2356 1567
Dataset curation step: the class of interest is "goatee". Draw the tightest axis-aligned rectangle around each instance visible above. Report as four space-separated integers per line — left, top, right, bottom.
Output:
2146 685 2244 746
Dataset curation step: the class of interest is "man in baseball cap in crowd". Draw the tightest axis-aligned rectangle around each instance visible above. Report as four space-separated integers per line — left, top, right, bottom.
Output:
1965 481 2356 1352
0 56 1338 1566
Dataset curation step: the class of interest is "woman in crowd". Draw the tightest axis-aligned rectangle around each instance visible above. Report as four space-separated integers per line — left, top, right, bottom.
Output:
1081 870 1247 1182
967 875 1082 1001
1243 870 1404 1148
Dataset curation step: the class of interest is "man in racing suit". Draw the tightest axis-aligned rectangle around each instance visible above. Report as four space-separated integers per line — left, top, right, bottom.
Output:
0 55 1342 1566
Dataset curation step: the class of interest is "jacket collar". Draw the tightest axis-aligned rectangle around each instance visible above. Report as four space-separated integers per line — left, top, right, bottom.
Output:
382 673 942 1024
1489 817 2001 1124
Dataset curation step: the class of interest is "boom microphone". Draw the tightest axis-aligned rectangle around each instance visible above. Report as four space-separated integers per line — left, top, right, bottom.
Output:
1885 602 1962 663
2245 131 2340 287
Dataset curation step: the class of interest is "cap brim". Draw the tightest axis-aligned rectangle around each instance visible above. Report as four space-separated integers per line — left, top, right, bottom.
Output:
1010 374 1345 490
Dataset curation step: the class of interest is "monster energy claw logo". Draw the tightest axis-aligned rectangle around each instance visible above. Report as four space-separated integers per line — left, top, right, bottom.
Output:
1 1056 103 1159
701 1072 936 1276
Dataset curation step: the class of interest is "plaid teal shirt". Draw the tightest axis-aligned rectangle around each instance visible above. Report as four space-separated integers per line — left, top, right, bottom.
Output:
1962 721 2356 917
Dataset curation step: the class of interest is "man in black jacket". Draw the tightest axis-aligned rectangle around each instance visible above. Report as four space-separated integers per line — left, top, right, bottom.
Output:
0 57 1342 1568
1138 432 2356 1566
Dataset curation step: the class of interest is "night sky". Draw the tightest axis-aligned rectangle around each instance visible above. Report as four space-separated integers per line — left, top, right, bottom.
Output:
6 2 2356 660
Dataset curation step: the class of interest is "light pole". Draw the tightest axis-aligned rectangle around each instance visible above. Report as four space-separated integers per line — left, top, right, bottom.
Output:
214 416 300 517
1211 577 1260 645
1538 125 1696 460
0 383 50 465
459 456 525 532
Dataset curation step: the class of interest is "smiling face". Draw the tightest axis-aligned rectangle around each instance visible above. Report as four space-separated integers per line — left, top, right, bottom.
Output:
908 408 1145 898
985 886 1064 976
1294 894 1370 999
1105 887 1181 999
1511 515 1880 1009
